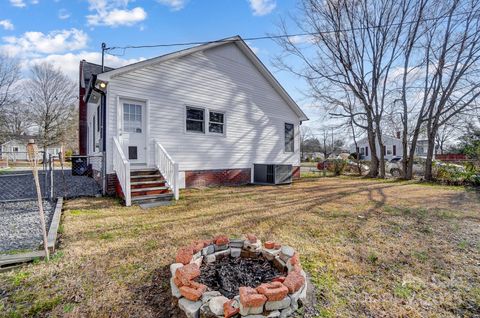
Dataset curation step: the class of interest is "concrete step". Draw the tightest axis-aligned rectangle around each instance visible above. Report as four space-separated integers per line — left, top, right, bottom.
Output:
131 193 174 204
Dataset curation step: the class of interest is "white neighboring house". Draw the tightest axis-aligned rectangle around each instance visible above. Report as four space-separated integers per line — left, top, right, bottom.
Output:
81 36 309 206
351 135 403 161
414 139 429 157
0 136 61 161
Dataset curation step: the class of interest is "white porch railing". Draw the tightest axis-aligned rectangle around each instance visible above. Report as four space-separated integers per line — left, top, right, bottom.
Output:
113 137 132 206
154 141 179 200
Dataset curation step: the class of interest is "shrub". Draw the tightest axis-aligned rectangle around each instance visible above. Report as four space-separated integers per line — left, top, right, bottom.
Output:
327 159 348 176
433 163 466 185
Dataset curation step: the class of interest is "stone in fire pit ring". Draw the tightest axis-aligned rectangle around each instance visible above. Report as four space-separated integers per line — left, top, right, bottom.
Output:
170 234 307 318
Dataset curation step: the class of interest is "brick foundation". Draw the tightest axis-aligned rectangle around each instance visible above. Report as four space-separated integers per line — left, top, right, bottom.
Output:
106 173 119 196
185 168 251 188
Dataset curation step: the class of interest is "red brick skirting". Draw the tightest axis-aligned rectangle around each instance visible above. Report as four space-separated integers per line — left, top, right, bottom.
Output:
106 173 119 196
185 168 251 188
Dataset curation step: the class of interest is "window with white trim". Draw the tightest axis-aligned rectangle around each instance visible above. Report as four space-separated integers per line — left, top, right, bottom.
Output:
209 111 224 134
186 106 205 133
285 123 294 152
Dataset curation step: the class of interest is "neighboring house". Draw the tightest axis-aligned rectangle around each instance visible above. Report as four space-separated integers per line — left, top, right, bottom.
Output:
79 36 309 206
414 139 429 157
302 152 324 161
351 135 403 161
0 135 61 161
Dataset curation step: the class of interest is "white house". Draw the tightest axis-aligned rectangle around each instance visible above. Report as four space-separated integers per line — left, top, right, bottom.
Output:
80 36 309 206
351 135 403 161
0 136 61 161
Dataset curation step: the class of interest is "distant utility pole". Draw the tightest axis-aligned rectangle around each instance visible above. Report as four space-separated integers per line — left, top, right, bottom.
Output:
101 42 107 72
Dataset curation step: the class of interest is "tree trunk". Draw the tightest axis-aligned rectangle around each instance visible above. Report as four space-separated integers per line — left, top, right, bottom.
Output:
402 129 409 179
425 130 437 181
367 128 379 177
376 120 386 178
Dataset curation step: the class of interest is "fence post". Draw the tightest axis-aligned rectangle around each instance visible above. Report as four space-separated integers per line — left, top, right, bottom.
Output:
49 154 54 200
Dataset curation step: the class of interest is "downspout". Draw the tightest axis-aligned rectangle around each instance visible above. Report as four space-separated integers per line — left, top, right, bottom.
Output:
92 74 108 195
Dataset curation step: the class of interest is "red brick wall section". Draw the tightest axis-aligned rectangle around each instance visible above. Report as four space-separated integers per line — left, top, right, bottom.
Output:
185 169 251 188
292 166 300 180
106 173 119 196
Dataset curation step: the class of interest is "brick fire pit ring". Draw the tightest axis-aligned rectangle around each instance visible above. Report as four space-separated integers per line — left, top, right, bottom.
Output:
170 234 307 318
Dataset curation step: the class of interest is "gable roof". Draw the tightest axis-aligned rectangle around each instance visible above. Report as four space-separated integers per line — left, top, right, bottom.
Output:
97 36 309 121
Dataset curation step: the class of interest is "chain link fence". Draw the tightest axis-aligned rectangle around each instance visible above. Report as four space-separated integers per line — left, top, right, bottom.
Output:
0 151 104 202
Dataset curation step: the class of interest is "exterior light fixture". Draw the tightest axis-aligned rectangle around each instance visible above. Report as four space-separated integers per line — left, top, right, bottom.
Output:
98 81 107 90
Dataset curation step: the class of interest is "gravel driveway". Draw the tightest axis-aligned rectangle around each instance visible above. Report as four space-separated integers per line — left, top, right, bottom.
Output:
0 200 56 253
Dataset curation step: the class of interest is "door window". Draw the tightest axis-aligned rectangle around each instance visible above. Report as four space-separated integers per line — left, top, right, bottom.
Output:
123 103 142 133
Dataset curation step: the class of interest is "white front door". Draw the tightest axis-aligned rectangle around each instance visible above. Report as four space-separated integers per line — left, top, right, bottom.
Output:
121 100 146 164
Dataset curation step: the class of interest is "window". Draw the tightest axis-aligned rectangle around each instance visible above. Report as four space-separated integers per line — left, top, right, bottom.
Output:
365 146 369 157
285 123 294 152
209 111 224 134
123 103 142 133
186 106 205 133
393 145 397 156
12 146 18 152
360 147 365 155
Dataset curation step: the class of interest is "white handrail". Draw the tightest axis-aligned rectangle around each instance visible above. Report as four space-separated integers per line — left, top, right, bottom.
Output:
113 137 131 206
154 141 179 200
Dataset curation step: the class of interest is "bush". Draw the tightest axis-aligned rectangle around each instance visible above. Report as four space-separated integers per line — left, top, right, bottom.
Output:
327 159 348 176
433 162 480 186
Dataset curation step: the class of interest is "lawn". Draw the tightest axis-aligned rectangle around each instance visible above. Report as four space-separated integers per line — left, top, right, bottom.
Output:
0 177 479 317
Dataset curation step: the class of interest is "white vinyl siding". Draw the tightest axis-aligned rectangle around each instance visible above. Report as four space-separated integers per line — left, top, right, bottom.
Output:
104 43 301 178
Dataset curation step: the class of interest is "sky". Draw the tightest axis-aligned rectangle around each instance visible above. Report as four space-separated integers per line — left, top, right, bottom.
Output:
0 0 325 129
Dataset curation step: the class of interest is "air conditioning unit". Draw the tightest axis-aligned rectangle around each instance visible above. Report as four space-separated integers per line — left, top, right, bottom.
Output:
253 164 293 185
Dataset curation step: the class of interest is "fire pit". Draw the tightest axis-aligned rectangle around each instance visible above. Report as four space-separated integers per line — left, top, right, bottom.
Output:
170 234 307 318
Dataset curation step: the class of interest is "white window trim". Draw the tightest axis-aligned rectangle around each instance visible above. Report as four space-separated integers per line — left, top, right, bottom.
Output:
284 122 295 153
184 105 227 137
208 109 226 136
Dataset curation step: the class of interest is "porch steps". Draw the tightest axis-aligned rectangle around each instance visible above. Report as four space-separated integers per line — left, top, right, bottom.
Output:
129 168 174 206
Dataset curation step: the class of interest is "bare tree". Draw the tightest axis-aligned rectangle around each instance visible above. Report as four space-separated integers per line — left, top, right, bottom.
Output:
0 54 21 141
300 125 314 159
24 63 76 151
0 102 32 136
0 54 19 110
275 0 414 178
398 0 480 180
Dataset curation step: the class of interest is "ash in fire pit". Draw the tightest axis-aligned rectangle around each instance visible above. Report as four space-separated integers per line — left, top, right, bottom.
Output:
198 256 282 299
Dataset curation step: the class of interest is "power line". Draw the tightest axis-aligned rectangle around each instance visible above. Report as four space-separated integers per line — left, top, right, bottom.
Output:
105 7 480 55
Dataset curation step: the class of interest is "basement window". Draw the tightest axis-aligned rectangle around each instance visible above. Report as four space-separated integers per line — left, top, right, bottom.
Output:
186 106 205 133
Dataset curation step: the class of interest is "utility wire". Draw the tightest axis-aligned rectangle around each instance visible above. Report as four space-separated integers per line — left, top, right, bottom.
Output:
105 7 480 55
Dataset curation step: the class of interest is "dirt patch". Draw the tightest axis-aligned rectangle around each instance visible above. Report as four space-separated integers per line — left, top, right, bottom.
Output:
136 265 187 318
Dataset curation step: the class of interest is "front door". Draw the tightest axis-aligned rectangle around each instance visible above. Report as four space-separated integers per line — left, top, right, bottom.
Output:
121 100 146 164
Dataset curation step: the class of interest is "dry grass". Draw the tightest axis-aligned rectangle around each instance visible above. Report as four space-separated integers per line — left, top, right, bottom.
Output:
1 177 479 317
